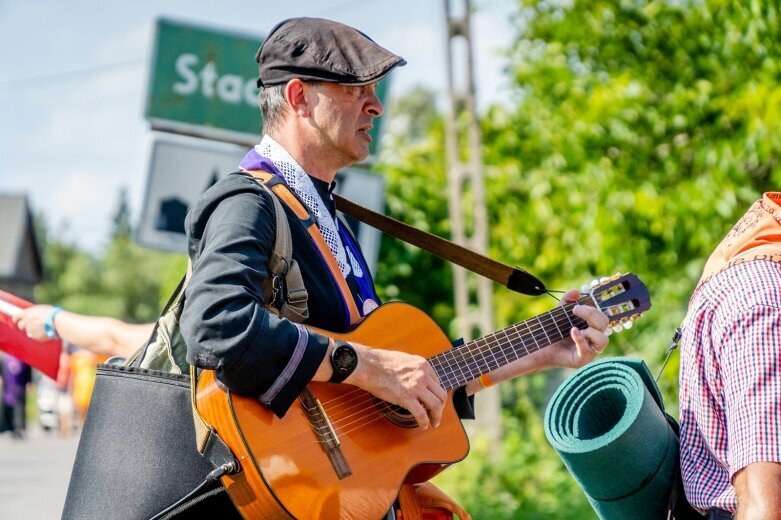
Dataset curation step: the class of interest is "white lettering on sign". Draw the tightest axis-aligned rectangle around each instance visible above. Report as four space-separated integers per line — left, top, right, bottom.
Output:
173 54 198 95
216 74 244 104
172 53 256 106
200 61 217 98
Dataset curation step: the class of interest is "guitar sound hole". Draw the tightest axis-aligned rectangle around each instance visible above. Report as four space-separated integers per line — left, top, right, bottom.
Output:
371 396 419 429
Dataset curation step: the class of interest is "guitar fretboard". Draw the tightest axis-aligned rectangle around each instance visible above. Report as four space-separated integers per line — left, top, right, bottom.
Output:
429 297 593 391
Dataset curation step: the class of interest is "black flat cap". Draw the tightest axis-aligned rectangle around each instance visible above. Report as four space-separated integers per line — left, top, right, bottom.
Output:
255 17 406 88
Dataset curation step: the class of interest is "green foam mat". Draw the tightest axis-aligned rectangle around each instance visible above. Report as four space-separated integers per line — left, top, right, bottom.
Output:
544 357 677 519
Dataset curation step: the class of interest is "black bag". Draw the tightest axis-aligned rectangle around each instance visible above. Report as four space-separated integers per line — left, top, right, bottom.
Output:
61 364 235 520
61 270 244 520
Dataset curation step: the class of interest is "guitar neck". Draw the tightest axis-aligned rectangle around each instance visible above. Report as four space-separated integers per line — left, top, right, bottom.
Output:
429 296 595 391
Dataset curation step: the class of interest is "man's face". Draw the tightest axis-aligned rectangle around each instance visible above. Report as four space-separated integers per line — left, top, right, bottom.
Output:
304 81 384 167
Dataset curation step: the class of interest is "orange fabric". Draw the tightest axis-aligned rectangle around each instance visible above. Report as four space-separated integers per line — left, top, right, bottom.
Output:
397 482 471 520
397 510 454 520
397 484 424 519
69 350 99 410
697 192 781 289
244 169 363 326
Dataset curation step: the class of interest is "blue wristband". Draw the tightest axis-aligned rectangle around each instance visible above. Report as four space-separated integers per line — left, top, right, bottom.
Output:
43 306 62 339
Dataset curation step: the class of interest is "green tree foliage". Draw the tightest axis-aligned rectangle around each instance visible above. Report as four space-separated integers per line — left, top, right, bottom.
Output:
488 0 781 400
378 1 781 517
375 87 457 332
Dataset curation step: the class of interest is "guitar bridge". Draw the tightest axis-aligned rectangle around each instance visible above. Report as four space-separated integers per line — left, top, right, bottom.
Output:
299 386 352 480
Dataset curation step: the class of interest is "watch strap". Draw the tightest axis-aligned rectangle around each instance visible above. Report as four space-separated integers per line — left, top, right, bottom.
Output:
44 306 63 339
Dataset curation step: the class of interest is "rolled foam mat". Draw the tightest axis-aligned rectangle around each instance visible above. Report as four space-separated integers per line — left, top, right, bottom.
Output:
544 357 678 519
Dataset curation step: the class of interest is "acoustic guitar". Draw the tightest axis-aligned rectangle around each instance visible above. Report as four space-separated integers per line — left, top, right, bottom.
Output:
195 273 650 520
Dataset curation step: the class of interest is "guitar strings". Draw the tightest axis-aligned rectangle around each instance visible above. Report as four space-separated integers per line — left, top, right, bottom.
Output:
318 300 588 431
311 302 575 410
315 301 580 425
336 304 573 430
432 299 589 389
307 286 646 442
311 299 594 435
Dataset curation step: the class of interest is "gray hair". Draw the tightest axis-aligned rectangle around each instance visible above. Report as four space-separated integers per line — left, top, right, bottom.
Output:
259 84 287 133
259 81 326 133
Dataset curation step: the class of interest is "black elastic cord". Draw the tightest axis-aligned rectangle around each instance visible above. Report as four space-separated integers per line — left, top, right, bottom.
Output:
148 461 237 520
656 327 682 382
546 289 566 302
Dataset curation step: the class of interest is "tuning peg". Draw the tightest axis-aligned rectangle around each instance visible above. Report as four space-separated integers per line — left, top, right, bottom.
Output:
590 279 600 288
611 273 621 280
600 277 610 284
612 325 623 334
605 327 613 336
581 284 590 293
622 320 633 330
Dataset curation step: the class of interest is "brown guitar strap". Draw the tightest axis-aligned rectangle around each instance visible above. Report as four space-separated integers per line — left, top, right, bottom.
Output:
246 168 546 299
334 193 547 296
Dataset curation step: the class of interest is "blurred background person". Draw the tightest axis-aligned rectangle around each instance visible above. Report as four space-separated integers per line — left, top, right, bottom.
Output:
36 347 76 437
68 348 100 426
0 353 32 440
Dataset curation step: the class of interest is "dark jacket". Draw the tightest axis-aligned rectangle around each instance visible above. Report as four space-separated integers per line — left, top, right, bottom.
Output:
181 171 474 420
181 171 359 417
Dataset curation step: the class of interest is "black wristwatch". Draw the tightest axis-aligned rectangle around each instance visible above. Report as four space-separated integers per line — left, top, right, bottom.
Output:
329 341 358 384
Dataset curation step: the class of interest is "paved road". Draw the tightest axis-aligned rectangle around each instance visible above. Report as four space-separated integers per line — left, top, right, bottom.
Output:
0 425 80 519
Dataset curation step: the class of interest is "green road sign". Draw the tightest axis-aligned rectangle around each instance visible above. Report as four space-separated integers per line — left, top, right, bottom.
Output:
146 18 263 144
146 17 390 156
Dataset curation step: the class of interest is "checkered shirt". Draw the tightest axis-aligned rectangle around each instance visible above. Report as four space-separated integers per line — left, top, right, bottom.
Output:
678 259 781 513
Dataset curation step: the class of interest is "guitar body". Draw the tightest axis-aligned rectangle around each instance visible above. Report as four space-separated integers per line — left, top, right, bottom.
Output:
195 273 652 519
196 302 470 520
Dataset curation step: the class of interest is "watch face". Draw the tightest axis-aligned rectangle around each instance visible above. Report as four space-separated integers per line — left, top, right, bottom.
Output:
333 345 358 373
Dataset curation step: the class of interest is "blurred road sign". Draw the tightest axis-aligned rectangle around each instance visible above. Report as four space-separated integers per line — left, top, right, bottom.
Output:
334 167 385 272
145 18 390 156
145 18 263 145
137 138 385 272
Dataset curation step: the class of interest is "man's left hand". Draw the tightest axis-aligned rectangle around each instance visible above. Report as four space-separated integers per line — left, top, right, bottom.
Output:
542 289 610 369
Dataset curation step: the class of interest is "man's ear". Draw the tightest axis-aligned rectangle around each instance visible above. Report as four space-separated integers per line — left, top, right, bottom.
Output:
285 79 309 116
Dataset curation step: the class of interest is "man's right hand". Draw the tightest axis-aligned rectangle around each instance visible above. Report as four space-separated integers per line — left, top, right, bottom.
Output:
12 304 56 341
338 344 447 430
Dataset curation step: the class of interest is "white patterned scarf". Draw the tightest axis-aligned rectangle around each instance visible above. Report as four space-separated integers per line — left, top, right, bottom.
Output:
256 135 364 278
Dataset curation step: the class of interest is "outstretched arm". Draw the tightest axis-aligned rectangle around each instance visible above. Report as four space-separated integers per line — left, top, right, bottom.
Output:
13 305 153 358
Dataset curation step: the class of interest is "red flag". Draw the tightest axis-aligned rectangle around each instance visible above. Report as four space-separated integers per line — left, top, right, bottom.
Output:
0 290 61 380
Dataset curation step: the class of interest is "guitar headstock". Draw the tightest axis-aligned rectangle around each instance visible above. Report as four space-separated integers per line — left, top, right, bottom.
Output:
584 273 651 334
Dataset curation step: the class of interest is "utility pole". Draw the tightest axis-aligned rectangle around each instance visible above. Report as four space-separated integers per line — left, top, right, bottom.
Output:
442 0 502 443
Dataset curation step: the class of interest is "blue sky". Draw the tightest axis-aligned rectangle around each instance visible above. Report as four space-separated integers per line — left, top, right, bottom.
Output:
0 0 518 253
